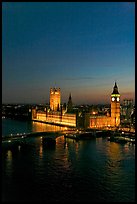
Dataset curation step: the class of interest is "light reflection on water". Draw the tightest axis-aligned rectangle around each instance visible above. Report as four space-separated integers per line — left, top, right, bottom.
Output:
2 118 68 136
6 150 13 174
2 119 135 202
32 121 68 133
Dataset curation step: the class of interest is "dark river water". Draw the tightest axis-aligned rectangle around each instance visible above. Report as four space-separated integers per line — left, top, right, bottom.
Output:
2 118 135 202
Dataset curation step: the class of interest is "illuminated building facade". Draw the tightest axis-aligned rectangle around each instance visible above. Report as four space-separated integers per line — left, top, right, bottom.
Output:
89 82 120 128
35 112 76 127
32 87 76 127
110 82 120 126
50 87 61 111
32 82 121 129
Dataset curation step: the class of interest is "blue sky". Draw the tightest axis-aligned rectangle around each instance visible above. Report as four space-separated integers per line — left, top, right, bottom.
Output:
2 2 135 104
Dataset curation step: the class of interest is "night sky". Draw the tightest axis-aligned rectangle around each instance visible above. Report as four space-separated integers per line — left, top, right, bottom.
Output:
2 2 135 105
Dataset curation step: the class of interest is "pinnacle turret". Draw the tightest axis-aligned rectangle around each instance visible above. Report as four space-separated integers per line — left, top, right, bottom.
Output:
112 81 119 94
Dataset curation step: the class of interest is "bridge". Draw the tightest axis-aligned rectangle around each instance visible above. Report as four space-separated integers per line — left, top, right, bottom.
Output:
2 131 66 149
3 128 135 150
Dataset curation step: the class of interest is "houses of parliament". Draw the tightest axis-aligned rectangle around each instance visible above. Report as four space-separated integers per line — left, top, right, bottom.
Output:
32 82 120 129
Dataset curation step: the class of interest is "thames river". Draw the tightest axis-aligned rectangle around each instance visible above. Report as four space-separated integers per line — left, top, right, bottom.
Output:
2 118 135 202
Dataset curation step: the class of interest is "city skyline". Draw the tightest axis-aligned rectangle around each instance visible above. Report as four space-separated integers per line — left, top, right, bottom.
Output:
2 2 135 104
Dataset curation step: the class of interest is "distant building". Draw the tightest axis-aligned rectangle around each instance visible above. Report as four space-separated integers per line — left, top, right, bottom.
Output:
50 87 61 111
121 98 134 123
123 99 133 106
131 108 135 127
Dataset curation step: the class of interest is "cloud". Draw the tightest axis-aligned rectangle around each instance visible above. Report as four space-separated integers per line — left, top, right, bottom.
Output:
60 76 97 81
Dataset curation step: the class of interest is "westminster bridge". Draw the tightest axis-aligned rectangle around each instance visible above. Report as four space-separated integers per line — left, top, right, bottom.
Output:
2 127 135 150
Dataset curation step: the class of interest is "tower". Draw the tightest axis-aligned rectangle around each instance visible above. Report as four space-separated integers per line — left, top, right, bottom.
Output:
50 87 61 111
111 82 120 127
67 93 73 113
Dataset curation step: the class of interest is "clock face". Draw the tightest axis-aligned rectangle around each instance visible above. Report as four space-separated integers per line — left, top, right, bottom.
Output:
117 97 120 102
112 97 115 101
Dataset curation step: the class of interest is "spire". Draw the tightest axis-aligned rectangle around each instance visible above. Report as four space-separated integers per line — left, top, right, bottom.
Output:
54 82 56 90
69 93 72 100
67 93 73 113
112 81 119 94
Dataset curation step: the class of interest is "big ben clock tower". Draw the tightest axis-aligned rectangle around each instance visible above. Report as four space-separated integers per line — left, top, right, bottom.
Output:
111 82 120 127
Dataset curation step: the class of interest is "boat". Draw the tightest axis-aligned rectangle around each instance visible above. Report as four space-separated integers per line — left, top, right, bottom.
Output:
108 136 127 144
78 132 96 140
116 137 127 144
64 131 95 140
95 131 105 138
64 134 79 140
129 138 135 144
